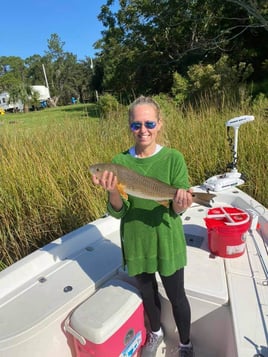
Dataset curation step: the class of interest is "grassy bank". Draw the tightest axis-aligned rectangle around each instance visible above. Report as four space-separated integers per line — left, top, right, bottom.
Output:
0 100 267 270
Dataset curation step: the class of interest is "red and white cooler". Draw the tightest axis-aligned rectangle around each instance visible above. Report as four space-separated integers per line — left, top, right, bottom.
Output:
65 279 146 357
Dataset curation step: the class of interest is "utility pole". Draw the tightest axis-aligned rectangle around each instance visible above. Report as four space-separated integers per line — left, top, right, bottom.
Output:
90 57 99 102
42 64 50 98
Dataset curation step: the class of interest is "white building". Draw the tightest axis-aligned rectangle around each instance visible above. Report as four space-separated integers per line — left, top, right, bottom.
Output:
31 85 50 101
0 86 50 112
0 92 23 112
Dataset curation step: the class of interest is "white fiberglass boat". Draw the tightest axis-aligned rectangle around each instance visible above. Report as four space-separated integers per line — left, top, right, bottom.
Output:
0 116 267 357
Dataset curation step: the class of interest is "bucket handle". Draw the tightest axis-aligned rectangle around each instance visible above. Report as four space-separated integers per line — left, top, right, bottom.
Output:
207 208 249 226
64 315 86 345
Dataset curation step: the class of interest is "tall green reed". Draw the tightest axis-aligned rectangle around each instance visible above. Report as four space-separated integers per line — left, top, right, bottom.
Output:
0 100 267 269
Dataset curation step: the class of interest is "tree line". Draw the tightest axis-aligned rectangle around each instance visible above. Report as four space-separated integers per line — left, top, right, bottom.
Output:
1 0 268 109
0 34 95 109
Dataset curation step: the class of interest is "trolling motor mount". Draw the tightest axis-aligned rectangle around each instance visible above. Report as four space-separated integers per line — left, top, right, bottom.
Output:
204 115 254 192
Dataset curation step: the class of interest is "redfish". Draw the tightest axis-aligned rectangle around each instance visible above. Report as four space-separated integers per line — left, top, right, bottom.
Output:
89 163 215 207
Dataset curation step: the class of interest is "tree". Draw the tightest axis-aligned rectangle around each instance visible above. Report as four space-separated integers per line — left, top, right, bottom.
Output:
42 33 92 105
25 55 47 86
227 0 268 31
0 56 27 91
0 33 97 108
77 57 98 103
0 56 32 112
95 0 268 96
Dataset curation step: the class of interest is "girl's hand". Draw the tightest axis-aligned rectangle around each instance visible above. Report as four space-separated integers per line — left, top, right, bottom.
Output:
172 188 193 214
92 170 123 212
92 170 119 193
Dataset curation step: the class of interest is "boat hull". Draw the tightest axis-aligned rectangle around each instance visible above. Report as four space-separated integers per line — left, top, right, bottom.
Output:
1 186 268 357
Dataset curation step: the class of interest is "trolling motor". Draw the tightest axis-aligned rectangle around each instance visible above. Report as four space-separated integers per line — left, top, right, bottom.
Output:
204 115 254 192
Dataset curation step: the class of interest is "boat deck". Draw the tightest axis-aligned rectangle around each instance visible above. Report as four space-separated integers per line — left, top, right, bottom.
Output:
164 202 268 357
0 188 268 357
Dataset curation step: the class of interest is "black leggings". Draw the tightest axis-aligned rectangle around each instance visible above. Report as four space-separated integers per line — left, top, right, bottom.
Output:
135 269 191 344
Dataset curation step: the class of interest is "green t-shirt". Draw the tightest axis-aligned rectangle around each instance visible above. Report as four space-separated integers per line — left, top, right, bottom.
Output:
107 146 190 277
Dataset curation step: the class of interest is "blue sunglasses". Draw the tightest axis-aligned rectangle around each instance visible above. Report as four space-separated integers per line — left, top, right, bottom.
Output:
130 121 157 131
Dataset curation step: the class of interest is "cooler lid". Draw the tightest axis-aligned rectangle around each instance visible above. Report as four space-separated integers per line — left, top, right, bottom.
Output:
70 279 142 344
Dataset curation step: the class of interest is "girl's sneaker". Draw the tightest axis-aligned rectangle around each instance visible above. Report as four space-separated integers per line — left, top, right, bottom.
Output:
178 343 194 357
141 330 163 357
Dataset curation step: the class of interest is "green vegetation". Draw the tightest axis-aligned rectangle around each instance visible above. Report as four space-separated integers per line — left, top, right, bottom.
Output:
0 99 267 270
1 1 267 272
96 0 268 97
1 2 268 107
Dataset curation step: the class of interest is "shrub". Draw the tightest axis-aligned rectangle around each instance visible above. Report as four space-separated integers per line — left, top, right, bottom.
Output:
171 72 189 105
187 55 253 106
97 93 120 119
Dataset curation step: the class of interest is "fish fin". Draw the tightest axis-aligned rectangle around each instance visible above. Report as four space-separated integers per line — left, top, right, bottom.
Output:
157 200 170 207
116 183 128 200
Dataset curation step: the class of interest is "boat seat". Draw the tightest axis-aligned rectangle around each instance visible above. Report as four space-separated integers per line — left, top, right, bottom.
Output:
0 233 122 350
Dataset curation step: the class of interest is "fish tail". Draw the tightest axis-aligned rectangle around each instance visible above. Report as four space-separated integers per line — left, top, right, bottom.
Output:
191 192 216 207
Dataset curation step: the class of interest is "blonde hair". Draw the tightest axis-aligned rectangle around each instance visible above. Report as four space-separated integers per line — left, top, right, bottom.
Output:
128 96 161 122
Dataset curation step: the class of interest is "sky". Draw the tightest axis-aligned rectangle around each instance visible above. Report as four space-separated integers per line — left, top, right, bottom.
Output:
1 0 118 61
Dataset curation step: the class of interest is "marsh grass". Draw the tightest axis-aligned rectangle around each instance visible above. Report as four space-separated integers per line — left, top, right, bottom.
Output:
0 101 267 269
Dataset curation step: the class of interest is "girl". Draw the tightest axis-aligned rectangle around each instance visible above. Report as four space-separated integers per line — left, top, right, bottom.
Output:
92 96 194 357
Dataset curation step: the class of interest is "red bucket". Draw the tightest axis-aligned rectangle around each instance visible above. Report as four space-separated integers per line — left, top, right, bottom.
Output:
204 207 250 258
